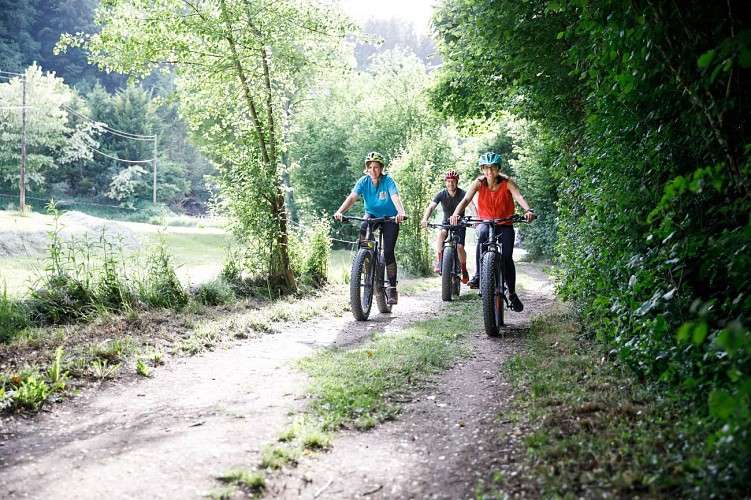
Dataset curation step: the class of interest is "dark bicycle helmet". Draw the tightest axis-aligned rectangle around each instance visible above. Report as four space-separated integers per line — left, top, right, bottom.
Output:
444 170 459 180
478 151 501 167
364 151 385 165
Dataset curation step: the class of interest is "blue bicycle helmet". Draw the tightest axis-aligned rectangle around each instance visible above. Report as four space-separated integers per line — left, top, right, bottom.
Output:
478 152 501 167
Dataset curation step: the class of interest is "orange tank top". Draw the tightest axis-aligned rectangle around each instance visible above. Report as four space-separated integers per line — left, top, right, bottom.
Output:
477 177 515 224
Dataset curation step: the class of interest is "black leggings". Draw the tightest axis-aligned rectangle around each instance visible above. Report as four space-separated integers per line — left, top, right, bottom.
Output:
360 217 400 287
475 224 516 294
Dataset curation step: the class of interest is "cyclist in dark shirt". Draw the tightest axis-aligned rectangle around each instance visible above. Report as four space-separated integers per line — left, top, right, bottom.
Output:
421 170 476 284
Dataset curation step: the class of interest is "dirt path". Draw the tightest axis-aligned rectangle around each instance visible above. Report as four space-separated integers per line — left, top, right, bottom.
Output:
0 262 553 499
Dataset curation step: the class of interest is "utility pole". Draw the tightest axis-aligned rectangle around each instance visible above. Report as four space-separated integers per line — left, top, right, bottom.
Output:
152 135 158 206
20 74 27 212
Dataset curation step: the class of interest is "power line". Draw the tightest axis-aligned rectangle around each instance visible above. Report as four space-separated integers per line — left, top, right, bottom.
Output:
91 147 155 164
60 103 156 141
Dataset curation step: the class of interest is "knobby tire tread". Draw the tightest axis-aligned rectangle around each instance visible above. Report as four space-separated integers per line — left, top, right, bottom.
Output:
481 252 502 336
441 246 456 302
350 249 373 321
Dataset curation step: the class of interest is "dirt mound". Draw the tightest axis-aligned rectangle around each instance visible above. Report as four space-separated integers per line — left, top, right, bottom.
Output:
0 211 140 258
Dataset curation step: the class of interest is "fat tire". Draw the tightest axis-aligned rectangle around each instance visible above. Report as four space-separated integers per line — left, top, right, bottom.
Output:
441 246 456 302
350 249 373 321
375 253 392 313
481 252 503 336
452 252 461 297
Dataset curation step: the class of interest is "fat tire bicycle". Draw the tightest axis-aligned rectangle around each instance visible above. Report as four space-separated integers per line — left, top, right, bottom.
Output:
335 215 406 321
428 218 470 302
465 214 526 337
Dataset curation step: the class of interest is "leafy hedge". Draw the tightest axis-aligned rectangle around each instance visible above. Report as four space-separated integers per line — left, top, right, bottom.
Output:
432 0 750 480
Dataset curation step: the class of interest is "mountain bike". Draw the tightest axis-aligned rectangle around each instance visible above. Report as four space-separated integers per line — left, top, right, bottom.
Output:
428 218 470 301
465 214 525 336
335 215 406 321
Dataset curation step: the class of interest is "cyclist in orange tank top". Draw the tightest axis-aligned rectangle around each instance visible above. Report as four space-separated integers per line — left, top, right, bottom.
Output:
449 152 536 311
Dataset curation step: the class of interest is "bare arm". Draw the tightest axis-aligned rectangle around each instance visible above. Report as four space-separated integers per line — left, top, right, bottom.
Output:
450 180 480 224
391 193 407 223
334 192 360 220
421 201 438 228
466 199 478 217
507 179 537 222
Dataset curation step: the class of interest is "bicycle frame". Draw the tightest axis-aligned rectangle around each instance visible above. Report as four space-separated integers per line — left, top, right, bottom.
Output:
465 214 524 336
336 215 398 321
429 219 469 301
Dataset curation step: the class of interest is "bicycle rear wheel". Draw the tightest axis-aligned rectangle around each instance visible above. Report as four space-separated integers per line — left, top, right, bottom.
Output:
375 253 392 313
452 252 461 298
350 249 374 321
481 251 503 336
441 246 456 302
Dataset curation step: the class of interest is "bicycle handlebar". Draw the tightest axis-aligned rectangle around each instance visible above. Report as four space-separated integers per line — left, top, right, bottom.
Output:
427 216 472 230
334 215 408 223
463 214 527 225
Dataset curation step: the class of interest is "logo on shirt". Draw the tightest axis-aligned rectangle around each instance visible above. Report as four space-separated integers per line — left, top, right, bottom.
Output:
379 191 387 200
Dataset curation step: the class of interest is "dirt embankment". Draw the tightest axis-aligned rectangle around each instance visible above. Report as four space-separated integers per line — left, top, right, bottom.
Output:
0 211 139 258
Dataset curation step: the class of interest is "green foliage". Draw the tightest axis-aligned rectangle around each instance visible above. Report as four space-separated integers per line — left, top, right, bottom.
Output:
216 468 265 495
498 302 749 498
389 133 456 275
45 347 69 390
288 49 448 242
0 63 101 191
136 237 188 310
289 217 332 287
27 203 136 325
432 0 750 470
259 444 300 470
0 285 28 343
135 358 150 377
191 279 236 307
1 348 69 411
90 358 120 380
59 0 356 289
12 373 51 410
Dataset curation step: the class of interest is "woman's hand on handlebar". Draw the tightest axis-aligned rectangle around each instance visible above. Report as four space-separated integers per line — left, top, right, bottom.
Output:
333 212 345 221
395 213 407 223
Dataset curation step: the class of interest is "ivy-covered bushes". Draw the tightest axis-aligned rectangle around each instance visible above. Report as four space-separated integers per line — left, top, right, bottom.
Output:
432 0 750 484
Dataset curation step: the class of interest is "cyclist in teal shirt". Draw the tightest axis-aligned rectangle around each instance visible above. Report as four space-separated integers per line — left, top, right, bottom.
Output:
334 151 407 304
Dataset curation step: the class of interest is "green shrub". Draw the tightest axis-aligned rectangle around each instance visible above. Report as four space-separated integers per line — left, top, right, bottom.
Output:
290 217 332 287
0 286 28 343
136 239 189 309
192 279 236 306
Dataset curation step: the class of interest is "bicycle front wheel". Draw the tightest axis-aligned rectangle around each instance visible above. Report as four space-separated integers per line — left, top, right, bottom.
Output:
441 246 456 302
350 249 374 321
481 251 503 336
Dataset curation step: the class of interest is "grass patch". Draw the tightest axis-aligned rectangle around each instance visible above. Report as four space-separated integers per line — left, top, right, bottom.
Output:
298 308 475 431
215 468 265 497
492 300 749 498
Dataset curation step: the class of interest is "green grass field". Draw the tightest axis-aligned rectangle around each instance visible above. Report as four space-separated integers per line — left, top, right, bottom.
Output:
0 210 231 297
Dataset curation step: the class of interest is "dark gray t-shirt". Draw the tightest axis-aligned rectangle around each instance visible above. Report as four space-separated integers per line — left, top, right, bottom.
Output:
433 188 468 221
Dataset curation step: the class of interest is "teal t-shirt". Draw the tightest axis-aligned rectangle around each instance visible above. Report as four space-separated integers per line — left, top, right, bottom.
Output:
354 174 399 217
